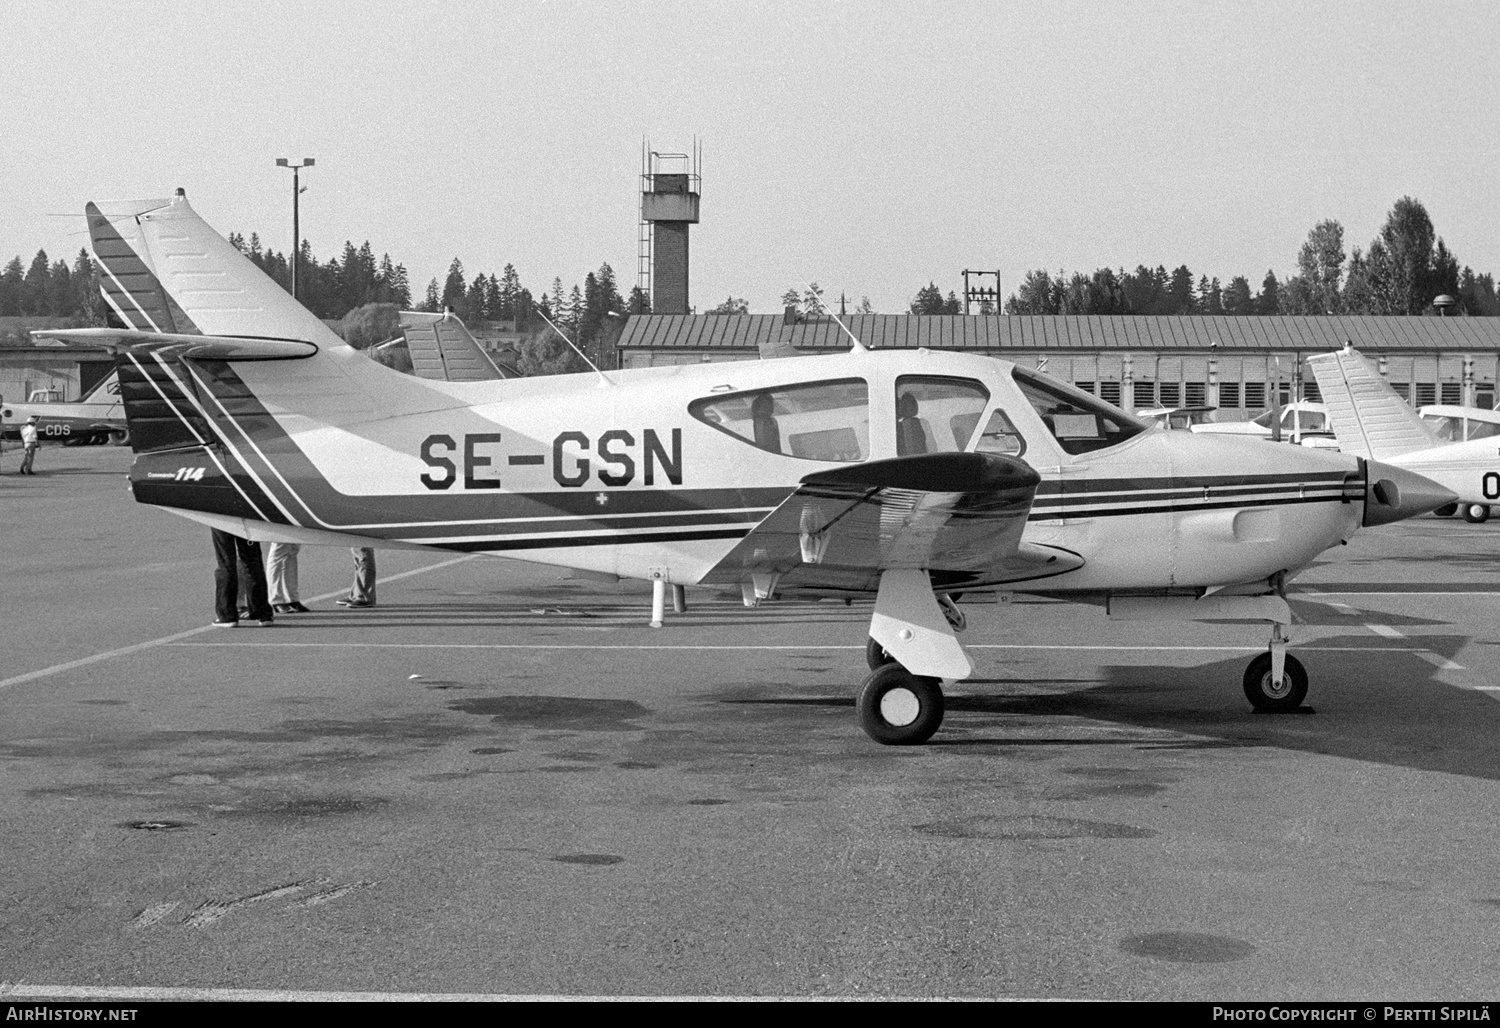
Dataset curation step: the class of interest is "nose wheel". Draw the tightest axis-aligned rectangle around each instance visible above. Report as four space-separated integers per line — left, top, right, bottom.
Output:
857 664 945 745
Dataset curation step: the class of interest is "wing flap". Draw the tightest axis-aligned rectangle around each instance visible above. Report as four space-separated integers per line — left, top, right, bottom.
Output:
701 451 1082 592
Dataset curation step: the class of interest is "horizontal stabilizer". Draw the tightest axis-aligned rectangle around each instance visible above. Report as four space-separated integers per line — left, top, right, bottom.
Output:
31 328 318 362
398 311 510 381
1305 345 1440 459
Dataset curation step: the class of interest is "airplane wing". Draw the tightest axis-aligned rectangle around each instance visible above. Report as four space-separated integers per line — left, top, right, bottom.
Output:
31 328 318 361
1305 345 1441 459
699 451 1083 595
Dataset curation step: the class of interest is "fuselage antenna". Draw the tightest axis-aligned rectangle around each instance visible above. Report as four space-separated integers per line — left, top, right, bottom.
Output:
536 309 615 387
803 280 868 352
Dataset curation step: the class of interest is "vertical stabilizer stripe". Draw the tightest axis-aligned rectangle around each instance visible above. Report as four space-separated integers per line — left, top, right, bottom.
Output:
87 202 180 334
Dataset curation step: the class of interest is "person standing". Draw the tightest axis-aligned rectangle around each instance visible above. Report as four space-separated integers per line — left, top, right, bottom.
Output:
211 529 274 627
18 416 40 475
337 546 377 608
267 542 311 614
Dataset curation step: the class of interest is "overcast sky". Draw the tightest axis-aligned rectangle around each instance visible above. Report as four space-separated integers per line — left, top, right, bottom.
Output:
4 0 1497 314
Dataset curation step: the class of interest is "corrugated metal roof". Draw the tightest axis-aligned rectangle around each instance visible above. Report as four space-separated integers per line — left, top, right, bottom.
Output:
617 314 1500 353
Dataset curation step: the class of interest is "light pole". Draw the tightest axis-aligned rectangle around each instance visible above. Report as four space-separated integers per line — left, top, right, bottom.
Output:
274 158 315 301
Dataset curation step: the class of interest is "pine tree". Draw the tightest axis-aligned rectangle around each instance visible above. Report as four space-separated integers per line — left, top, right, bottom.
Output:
566 284 583 330
0 257 21 316
463 275 487 322
1258 271 1282 315
73 248 101 324
596 263 625 315
498 264 523 322
910 282 945 314
391 264 411 309
1222 276 1253 315
23 249 50 316
47 259 71 317
441 259 466 313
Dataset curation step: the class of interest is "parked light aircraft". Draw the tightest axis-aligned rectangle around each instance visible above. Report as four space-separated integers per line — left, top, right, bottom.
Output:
1190 400 1338 448
1420 403 1500 445
34 193 1456 744
0 370 127 445
1308 344 1500 525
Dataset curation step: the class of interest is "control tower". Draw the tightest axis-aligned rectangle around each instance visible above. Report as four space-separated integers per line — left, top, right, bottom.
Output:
638 142 701 315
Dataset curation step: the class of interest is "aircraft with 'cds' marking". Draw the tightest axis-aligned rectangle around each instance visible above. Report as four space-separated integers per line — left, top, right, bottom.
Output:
35 192 1455 744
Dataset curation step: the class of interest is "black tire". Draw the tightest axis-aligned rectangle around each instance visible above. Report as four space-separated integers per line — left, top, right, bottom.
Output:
1242 652 1308 712
1463 504 1491 524
857 664 944 745
1434 503 1458 518
108 430 130 447
865 636 897 671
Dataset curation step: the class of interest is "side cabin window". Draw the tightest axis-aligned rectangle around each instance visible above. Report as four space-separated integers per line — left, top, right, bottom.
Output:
894 376 991 455
1422 414 1460 442
690 378 869 462
1012 367 1148 455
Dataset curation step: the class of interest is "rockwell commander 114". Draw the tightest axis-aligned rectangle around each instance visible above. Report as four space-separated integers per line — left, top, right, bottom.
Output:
36 192 1454 744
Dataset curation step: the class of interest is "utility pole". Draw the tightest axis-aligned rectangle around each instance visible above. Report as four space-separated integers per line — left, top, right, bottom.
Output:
275 158 315 301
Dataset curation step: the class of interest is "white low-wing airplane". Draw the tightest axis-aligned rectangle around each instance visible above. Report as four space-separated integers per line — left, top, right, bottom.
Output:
35 193 1455 744
1307 344 1500 525
1 369 128 446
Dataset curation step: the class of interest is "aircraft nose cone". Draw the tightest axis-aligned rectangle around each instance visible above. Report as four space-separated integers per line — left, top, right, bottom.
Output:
1362 459 1458 528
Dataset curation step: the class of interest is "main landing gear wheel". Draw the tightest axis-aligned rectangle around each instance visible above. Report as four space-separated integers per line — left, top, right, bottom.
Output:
857 664 944 745
1242 652 1308 713
1463 504 1491 524
866 636 896 671
1433 503 1458 518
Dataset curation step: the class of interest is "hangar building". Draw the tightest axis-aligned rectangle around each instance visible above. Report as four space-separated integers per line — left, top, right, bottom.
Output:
616 313 1500 417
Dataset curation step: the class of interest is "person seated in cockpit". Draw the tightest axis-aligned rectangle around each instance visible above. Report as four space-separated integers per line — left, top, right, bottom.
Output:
750 392 781 454
896 391 930 455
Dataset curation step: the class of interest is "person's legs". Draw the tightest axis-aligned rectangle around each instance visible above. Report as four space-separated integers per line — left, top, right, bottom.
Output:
267 542 301 606
211 530 240 624
20 444 36 474
349 547 376 605
238 538 274 622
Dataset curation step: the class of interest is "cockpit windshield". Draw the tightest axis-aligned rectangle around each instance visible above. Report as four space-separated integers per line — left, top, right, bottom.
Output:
1011 367 1149 454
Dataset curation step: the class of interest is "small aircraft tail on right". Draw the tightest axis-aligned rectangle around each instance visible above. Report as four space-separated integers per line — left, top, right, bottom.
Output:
1304 343 1441 460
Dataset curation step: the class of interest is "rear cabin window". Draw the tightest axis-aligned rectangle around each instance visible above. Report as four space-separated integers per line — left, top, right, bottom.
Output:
690 378 869 462
894 376 991 455
1423 415 1460 442
1012 367 1148 455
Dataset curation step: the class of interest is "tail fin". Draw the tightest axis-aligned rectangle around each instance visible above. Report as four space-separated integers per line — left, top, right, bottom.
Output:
86 191 344 347
79 369 121 403
1304 344 1440 460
